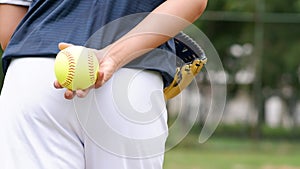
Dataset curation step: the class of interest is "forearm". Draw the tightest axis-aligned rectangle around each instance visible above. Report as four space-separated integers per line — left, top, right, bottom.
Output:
102 0 208 69
0 4 28 50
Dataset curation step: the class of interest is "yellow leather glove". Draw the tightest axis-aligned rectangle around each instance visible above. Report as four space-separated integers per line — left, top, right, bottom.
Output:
163 32 207 100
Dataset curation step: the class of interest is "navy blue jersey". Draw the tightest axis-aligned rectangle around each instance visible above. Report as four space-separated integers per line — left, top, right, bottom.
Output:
2 0 176 86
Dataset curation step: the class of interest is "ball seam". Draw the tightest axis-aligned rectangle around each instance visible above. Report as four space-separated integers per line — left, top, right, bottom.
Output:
60 50 76 89
87 51 96 84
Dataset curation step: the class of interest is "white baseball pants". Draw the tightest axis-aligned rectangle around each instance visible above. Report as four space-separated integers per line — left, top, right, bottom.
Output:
0 58 168 169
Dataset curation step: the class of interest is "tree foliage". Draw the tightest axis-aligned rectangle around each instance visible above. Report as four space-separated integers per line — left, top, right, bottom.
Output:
199 0 300 98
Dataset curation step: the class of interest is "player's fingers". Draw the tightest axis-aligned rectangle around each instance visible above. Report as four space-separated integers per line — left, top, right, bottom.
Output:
94 71 104 89
53 80 63 89
64 90 75 100
75 89 90 98
58 42 73 50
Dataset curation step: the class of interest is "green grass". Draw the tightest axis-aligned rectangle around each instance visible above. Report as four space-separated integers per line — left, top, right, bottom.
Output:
164 137 300 169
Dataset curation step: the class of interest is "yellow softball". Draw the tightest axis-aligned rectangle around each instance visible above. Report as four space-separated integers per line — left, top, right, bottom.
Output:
54 46 99 90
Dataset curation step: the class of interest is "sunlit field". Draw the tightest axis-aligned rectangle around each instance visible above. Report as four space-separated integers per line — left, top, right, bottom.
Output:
164 137 300 169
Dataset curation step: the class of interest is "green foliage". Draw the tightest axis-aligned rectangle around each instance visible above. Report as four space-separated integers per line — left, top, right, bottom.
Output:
261 125 300 140
263 23 300 89
223 0 255 12
265 0 300 13
181 123 300 142
200 1 300 99
207 0 254 12
207 0 300 13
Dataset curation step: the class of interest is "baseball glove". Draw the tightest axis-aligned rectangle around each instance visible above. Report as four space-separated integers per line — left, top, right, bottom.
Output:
164 32 207 100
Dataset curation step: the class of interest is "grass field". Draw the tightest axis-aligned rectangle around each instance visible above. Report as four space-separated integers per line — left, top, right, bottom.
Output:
164 137 300 169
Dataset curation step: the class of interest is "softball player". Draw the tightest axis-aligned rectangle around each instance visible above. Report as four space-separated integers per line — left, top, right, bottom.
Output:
0 0 207 168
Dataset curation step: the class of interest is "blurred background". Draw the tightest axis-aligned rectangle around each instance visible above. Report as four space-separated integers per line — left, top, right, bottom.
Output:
1 0 300 168
165 0 300 169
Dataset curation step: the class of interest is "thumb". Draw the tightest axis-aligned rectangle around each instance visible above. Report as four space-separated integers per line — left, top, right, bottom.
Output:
58 42 73 50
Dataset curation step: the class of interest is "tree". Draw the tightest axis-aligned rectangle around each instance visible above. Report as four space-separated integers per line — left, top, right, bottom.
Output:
196 0 300 131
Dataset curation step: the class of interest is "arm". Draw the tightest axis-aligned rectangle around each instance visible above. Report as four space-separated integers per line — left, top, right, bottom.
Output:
0 4 28 50
102 0 208 72
56 0 208 99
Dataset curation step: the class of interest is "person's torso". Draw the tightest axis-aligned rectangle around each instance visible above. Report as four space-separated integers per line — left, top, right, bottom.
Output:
3 0 176 86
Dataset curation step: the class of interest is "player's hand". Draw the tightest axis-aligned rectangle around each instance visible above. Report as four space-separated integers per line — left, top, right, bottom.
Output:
53 43 119 100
